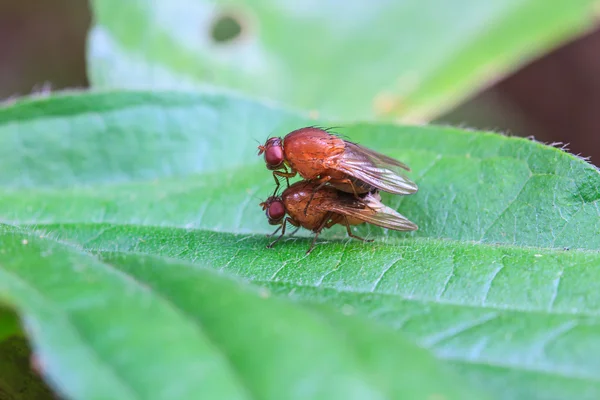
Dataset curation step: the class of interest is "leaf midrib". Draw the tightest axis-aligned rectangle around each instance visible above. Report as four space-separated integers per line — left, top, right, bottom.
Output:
24 222 600 255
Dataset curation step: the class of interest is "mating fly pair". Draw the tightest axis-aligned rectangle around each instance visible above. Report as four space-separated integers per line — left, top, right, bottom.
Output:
257 126 418 254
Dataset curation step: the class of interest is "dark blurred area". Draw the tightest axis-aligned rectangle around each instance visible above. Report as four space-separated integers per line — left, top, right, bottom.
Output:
0 0 89 97
1 0 598 166
439 28 600 166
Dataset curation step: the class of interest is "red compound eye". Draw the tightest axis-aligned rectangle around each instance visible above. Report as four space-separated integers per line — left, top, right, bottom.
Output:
267 200 285 221
265 145 284 168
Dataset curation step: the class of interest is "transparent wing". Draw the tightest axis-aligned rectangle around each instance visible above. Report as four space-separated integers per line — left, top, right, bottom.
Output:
335 142 418 195
315 192 418 231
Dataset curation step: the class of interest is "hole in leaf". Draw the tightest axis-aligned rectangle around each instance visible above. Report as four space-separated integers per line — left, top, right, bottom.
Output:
210 13 243 43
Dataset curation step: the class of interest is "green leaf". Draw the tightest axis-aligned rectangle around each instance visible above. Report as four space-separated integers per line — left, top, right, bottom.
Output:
1 90 600 399
87 0 598 120
0 227 478 400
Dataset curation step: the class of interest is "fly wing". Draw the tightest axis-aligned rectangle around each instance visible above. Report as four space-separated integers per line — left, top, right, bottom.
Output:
315 192 418 231
336 142 418 195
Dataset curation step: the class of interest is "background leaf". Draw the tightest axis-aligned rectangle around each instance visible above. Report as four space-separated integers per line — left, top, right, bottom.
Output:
1 90 600 399
87 0 599 120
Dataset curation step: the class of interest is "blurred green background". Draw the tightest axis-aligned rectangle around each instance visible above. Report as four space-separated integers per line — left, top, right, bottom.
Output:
1 0 599 165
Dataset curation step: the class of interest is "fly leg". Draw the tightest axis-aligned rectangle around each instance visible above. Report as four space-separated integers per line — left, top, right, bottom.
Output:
342 216 374 243
332 177 364 199
339 178 362 198
267 217 298 249
287 225 301 238
270 174 283 197
331 177 377 212
266 224 282 238
272 167 297 196
306 212 334 255
303 175 332 216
